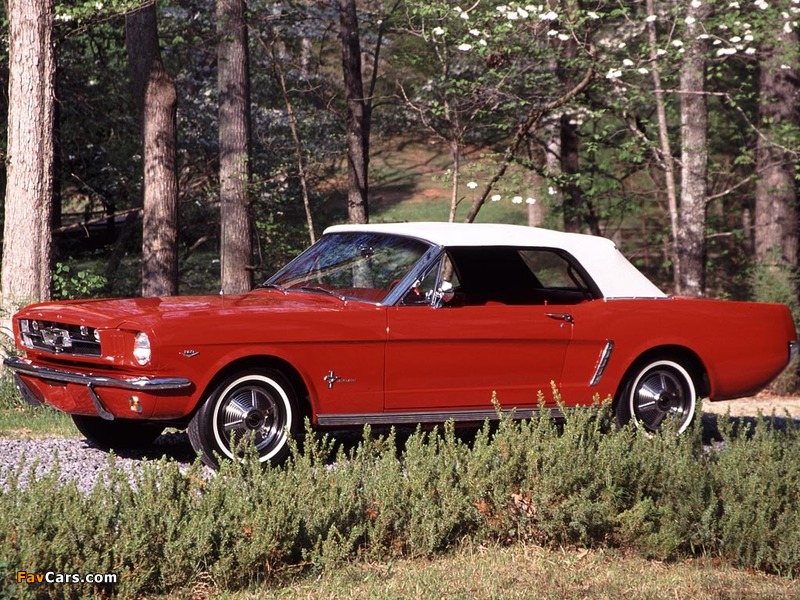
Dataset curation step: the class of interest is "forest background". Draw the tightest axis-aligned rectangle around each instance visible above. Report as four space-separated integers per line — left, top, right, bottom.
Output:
0 0 798 324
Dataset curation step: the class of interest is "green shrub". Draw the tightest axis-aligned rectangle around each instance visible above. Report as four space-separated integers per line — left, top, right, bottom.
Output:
2 408 800 598
750 261 800 393
710 416 800 575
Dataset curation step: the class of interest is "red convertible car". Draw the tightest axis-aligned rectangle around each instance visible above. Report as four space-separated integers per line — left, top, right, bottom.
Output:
4 222 797 467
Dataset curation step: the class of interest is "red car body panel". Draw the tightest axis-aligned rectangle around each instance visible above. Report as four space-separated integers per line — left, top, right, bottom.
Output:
10 290 796 422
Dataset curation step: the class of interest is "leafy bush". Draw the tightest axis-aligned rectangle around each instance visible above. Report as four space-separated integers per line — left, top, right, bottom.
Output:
750 261 800 393
2 407 800 598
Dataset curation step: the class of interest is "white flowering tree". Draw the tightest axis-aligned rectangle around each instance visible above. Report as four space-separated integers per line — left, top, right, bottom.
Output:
398 1 597 223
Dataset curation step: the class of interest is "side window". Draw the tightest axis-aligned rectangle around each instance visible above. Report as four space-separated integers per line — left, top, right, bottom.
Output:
518 250 588 291
442 246 591 306
400 255 460 306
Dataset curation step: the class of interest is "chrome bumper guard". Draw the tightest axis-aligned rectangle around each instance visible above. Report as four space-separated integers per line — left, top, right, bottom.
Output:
3 356 193 421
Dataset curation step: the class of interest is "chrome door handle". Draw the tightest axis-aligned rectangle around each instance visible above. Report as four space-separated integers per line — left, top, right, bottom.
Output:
545 312 574 323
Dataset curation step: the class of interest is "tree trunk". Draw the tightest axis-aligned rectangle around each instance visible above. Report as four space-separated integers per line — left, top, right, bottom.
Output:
218 0 253 294
754 22 799 270
2 0 55 312
645 0 680 293
560 113 583 233
676 1 712 297
338 0 369 224
126 5 179 297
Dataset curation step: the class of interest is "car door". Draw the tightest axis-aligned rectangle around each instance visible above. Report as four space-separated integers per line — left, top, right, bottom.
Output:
384 248 576 411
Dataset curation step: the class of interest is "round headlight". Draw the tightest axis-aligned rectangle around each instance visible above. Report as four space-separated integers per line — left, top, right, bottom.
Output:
133 332 151 365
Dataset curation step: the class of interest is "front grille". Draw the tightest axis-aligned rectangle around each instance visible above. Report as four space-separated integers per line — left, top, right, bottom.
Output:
19 319 101 357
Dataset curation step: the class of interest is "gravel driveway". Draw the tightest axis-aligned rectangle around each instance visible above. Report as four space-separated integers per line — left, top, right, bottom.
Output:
0 433 202 494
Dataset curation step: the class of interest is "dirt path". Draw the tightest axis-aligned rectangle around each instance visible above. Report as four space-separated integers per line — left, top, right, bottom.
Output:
702 393 800 418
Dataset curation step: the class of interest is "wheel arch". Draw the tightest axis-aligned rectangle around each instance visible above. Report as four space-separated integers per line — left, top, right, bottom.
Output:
192 355 313 425
614 345 709 407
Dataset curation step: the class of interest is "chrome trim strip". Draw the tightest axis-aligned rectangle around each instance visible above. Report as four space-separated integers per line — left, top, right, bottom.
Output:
790 340 798 364
589 340 614 387
87 384 115 421
316 406 566 427
3 356 193 392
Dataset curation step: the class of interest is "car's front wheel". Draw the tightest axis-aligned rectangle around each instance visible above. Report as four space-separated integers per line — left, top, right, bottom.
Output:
188 368 299 468
615 359 697 434
72 415 165 449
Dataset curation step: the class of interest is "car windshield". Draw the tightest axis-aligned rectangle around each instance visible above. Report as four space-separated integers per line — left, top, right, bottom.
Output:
265 232 431 303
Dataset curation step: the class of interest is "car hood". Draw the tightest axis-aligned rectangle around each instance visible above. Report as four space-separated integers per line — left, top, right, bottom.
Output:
15 290 346 330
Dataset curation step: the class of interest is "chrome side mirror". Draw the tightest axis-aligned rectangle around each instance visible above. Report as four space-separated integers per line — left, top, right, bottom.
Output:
432 281 455 308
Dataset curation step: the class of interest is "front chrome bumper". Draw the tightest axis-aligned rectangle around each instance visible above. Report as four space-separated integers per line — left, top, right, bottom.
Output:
3 356 192 421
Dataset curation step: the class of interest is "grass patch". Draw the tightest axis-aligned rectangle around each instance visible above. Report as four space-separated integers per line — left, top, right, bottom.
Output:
0 374 76 439
239 543 797 600
0 405 76 439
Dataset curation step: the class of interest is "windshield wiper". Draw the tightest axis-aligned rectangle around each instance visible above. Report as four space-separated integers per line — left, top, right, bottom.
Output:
256 282 287 294
295 285 347 302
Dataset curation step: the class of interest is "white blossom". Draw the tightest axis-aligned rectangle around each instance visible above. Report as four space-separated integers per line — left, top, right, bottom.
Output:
558 33 570 41
457 43 473 51
587 11 600 19
526 197 537 205
672 39 684 47
716 47 737 56
645 15 657 23
730 36 742 43
432 27 445 36
540 10 558 20
745 47 757 54
517 8 529 18
479 39 487 46
469 29 481 36
547 29 559 37
606 68 623 79
784 21 794 33
729 1 740 6
491 194 502 202
685 16 696 25
548 186 557 195
622 58 635 67
638 67 650 74
755 0 769 9
656 48 667 56
507 11 519 20
512 196 523 204
691 0 702 7
467 181 478 189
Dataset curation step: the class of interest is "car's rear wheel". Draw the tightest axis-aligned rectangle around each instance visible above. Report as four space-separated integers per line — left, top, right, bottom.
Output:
188 368 298 469
72 415 165 449
615 359 697 434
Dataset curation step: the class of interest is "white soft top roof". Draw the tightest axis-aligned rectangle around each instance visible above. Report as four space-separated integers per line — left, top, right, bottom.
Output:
324 222 666 299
